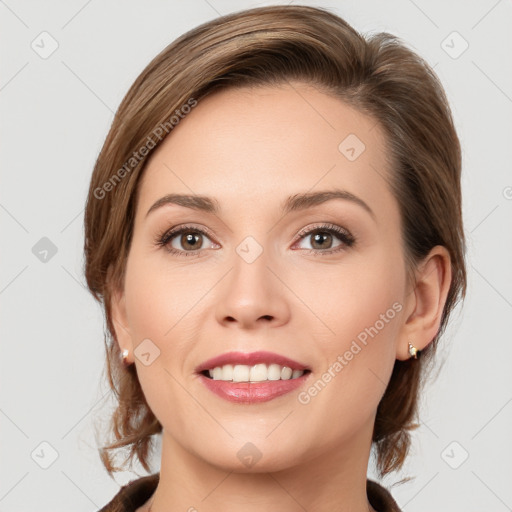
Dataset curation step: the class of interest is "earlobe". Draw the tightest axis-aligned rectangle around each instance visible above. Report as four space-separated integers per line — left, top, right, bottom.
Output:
396 245 452 361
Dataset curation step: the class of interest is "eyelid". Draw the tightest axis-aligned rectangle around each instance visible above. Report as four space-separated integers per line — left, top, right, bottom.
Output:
157 223 216 242
294 222 354 243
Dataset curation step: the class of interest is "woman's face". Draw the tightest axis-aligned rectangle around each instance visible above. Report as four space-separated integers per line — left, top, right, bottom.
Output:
113 82 413 472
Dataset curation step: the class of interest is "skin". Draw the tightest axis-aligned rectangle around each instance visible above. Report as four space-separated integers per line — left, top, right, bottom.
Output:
111 82 452 512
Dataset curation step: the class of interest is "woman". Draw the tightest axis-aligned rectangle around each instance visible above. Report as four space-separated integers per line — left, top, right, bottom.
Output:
84 5 466 511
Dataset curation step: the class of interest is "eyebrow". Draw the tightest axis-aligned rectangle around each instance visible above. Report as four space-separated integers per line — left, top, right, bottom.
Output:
145 189 375 221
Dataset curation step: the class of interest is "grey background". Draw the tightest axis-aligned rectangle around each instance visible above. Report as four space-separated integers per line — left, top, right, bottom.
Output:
1 0 511 510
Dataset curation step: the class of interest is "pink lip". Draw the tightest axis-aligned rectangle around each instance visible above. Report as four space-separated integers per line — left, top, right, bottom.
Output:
198 373 310 403
195 350 310 373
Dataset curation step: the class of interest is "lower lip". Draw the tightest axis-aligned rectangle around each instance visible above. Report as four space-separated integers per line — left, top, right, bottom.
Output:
198 373 310 403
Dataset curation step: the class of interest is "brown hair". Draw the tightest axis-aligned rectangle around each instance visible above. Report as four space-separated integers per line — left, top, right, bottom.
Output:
84 4 466 478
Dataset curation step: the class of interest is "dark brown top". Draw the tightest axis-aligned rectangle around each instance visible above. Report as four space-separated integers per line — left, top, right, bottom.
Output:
98 473 402 512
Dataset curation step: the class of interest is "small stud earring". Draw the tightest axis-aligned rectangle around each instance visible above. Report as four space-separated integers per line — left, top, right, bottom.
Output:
121 348 130 366
408 342 420 359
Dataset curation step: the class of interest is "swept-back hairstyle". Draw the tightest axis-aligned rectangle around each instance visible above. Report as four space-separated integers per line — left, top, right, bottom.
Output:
84 4 466 477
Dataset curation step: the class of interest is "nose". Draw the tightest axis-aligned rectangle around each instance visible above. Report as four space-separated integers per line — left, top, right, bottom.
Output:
214 243 291 330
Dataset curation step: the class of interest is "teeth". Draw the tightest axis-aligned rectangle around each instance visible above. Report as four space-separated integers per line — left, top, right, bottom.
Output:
222 364 233 381
250 363 267 382
233 364 250 382
267 363 281 381
206 364 305 382
281 367 292 379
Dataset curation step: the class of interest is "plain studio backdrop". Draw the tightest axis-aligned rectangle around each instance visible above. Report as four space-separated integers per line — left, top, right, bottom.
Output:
1 1 511 510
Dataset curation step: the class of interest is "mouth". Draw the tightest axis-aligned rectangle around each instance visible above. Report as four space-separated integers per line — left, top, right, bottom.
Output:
195 351 312 404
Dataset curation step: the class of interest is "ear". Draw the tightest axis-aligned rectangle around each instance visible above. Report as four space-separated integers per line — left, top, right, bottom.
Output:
109 275 135 365
396 245 452 361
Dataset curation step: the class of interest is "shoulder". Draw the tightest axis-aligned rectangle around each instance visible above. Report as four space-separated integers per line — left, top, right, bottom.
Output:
98 473 159 512
367 479 402 512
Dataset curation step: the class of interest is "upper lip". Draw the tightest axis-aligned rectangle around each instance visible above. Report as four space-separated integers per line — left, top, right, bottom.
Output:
195 351 310 373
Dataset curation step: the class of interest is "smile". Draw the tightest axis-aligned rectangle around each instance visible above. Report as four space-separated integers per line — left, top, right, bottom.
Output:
195 351 312 403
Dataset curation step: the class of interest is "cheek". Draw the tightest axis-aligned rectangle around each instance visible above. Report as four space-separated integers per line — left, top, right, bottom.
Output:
122 252 202 407
122 253 199 425
297 247 404 406
123 251 205 340
294 244 404 341
341 264 403 343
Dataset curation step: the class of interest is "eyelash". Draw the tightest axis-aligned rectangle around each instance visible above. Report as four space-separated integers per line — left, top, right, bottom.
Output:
154 222 356 257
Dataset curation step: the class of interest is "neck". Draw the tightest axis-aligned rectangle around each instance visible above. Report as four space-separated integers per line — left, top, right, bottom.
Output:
145 419 376 512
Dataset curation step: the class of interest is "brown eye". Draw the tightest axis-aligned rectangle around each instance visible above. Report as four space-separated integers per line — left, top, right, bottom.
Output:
156 225 218 257
175 231 204 251
294 224 355 254
297 230 341 251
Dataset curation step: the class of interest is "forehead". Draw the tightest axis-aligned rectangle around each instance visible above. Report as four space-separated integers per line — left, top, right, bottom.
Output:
137 82 395 222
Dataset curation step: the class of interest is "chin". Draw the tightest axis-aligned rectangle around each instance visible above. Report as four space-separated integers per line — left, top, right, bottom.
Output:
195 437 304 474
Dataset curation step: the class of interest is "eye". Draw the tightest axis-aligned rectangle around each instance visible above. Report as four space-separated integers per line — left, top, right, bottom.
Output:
293 223 355 255
155 222 355 257
155 224 218 257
